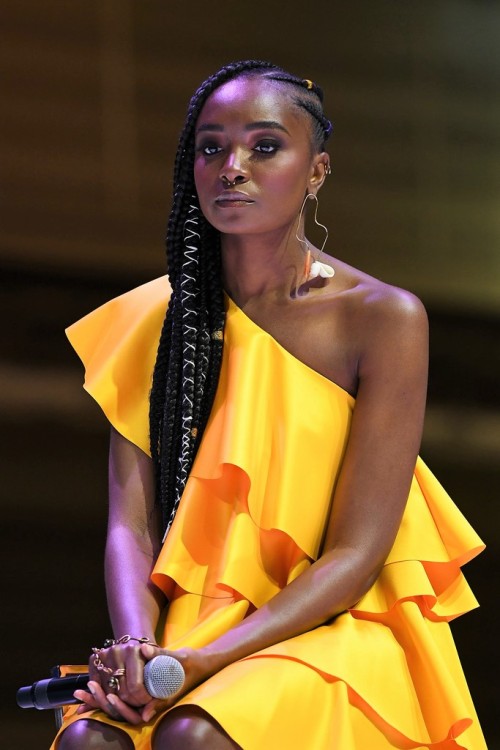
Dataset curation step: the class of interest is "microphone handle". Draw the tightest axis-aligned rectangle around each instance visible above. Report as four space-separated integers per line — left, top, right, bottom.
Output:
17 673 90 710
17 655 185 710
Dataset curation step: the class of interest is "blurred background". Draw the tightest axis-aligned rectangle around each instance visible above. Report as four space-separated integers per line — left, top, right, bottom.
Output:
2 0 499 747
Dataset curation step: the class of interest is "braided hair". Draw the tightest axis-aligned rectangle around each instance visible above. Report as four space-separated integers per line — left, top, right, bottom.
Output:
149 60 333 536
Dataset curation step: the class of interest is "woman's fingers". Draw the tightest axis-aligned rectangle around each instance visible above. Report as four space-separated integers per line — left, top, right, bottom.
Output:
74 683 168 724
120 647 151 705
74 681 147 724
88 642 151 707
85 680 144 725
105 693 143 725
140 643 158 660
74 689 98 714
140 698 162 723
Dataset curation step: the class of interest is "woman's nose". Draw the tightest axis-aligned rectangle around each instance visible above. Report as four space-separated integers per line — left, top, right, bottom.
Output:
219 150 248 185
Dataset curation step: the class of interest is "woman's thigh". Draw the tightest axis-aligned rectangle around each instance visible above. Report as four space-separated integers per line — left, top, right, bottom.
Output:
153 706 241 750
57 718 134 750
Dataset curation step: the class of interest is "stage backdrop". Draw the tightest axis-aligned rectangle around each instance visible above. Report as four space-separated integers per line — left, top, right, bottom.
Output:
2 1 498 747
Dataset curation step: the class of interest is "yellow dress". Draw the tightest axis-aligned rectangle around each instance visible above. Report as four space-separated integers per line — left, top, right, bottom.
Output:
52 276 486 749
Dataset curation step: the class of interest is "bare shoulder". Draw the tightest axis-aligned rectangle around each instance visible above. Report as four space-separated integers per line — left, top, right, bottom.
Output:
306 257 428 403
330 258 428 340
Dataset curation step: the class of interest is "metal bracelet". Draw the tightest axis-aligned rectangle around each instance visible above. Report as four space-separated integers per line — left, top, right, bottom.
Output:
101 635 159 649
91 649 113 675
91 635 160 674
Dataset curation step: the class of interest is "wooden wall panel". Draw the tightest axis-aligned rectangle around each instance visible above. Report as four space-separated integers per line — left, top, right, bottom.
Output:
2 0 499 308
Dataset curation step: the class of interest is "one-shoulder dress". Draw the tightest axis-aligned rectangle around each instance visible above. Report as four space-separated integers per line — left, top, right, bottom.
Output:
51 276 486 750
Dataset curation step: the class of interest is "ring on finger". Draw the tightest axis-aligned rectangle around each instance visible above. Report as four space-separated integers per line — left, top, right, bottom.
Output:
107 676 120 691
107 667 126 691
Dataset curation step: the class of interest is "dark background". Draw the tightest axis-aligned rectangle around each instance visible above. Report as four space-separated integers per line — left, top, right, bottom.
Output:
2 1 499 747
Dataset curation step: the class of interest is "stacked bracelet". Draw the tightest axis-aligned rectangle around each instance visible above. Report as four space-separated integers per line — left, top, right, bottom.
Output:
101 634 160 649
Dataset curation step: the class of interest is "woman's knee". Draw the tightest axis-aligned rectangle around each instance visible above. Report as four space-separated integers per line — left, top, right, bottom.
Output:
57 718 134 750
153 706 240 750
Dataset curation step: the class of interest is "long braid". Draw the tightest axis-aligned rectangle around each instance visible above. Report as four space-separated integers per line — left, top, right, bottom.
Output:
149 60 333 536
150 61 278 534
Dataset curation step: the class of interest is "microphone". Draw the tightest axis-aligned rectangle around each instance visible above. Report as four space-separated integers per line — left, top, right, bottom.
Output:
143 655 185 699
17 655 185 710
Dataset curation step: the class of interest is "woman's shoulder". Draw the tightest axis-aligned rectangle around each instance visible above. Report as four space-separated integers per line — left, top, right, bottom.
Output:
325 257 428 334
313 256 429 397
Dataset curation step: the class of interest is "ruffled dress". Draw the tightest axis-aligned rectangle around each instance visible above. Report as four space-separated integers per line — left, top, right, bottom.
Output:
52 275 486 749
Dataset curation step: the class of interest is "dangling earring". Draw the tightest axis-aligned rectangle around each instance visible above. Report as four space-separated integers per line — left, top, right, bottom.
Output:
296 193 335 282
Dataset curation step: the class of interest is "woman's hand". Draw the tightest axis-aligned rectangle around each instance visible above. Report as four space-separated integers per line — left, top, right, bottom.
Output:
73 641 216 725
74 639 155 725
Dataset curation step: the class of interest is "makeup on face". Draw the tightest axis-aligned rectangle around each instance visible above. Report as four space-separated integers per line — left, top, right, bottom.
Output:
194 77 319 237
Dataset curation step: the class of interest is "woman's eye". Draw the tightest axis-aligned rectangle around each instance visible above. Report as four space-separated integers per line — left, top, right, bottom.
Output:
254 141 280 155
197 143 222 156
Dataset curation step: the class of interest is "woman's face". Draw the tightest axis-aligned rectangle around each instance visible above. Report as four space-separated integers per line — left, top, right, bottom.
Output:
193 76 325 239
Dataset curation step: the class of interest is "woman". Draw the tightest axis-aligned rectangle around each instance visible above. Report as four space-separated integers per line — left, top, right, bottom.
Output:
53 60 485 749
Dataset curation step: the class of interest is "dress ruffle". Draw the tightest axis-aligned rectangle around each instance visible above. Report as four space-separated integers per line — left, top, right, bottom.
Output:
57 276 485 750
66 275 171 455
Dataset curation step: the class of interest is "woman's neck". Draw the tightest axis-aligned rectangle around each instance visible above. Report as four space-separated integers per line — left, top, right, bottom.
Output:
221 230 306 308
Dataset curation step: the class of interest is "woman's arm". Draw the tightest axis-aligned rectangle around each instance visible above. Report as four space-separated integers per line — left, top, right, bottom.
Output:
105 426 165 640
75 427 166 720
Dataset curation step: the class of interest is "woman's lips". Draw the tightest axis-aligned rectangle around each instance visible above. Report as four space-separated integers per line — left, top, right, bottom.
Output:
216 200 254 208
215 191 255 208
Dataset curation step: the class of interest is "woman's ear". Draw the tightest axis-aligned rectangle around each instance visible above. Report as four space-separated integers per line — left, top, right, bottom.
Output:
308 152 331 193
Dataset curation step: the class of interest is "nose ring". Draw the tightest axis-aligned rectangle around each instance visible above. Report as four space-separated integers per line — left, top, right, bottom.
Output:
221 175 238 188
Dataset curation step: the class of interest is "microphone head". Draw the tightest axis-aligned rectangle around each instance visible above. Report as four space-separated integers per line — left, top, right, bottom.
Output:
143 655 185 699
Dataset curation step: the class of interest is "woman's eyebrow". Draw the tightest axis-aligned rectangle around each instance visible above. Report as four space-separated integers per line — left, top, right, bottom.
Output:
196 120 290 135
246 120 290 134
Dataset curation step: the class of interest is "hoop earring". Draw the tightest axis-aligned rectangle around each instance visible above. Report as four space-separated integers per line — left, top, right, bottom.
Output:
295 193 335 282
